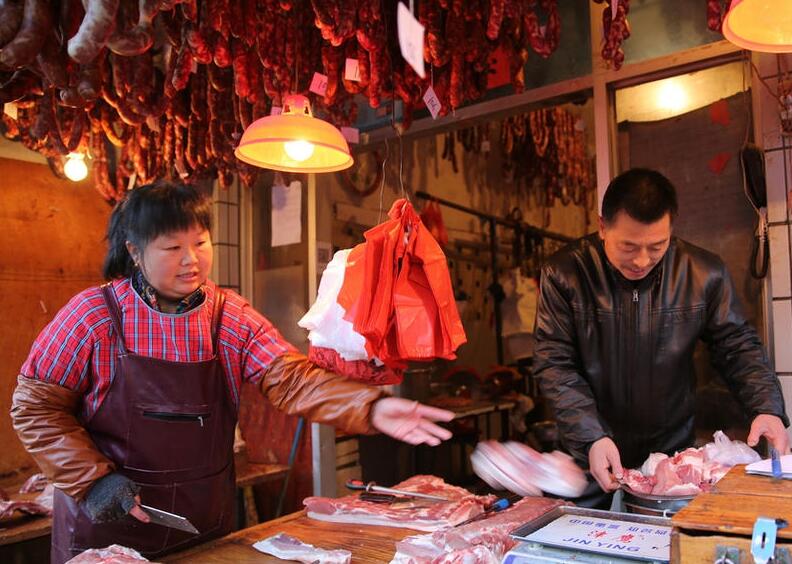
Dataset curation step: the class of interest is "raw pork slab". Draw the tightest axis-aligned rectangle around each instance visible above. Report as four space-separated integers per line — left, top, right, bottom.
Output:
253 533 351 563
304 475 495 531
65 545 153 563
392 497 567 563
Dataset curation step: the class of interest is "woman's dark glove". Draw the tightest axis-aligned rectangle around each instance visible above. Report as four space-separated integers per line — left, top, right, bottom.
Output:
82 473 140 523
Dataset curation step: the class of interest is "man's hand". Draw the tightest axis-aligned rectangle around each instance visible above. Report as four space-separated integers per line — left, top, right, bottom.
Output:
588 437 623 492
371 398 454 446
747 414 790 454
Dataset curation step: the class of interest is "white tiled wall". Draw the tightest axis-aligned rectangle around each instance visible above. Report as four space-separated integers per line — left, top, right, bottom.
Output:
758 54 792 438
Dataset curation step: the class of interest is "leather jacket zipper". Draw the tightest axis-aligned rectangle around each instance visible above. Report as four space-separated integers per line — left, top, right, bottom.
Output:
143 411 211 427
627 288 640 407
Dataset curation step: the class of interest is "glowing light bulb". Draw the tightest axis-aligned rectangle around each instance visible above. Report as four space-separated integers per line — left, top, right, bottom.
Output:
64 153 88 182
283 140 315 162
657 82 687 114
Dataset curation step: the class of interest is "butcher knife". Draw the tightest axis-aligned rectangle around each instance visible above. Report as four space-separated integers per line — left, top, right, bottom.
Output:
345 480 449 502
140 504 199 534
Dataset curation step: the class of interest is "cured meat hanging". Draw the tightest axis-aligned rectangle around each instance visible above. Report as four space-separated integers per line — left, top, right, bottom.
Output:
0 0 572 201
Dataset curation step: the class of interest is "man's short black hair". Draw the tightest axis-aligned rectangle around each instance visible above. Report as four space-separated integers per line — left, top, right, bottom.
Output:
601 168 678 224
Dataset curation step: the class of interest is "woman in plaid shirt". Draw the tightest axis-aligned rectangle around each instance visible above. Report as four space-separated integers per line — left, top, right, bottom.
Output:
11 182 453 563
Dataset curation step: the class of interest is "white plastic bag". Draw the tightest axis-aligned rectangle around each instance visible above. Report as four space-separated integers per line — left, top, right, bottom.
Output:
703 430 761 466
298 249 369 361
500 269 538 337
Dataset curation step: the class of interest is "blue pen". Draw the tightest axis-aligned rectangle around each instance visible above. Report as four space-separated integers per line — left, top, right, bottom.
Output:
771 447 782 479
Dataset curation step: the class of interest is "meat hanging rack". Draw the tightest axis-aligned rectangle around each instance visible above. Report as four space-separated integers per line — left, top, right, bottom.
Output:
415 190 572 365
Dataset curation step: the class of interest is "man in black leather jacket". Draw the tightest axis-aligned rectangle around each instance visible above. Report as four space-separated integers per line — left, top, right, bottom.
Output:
533 168 789 507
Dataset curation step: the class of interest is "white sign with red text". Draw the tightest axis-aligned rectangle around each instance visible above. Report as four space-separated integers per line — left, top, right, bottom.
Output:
524 514 671 561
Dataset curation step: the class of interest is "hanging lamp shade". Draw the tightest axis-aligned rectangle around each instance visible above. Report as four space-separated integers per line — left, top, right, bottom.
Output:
722 0 792 53
235 94 354 173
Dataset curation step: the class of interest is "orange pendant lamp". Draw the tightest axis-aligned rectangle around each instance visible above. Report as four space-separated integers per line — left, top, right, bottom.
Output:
235 94 354 173
722 0 792 53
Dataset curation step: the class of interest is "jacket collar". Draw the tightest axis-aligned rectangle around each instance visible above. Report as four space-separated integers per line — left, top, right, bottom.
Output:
589 233 671 292
130 269 206 313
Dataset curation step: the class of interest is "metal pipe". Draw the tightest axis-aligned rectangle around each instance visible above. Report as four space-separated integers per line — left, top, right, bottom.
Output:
414 191 573 243
489 218 504 365
275 416 305 518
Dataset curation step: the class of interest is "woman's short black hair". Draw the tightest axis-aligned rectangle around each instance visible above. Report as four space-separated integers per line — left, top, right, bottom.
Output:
601 168 678 224
103 182 213 280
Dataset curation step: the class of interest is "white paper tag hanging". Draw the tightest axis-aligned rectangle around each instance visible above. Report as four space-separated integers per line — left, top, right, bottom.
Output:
3 102 17 120
481 140 491 153
397 2 426 79
340 126 360 144
271 180 302 247
270 105 282 115
423 86 441 119
344 58 361 82
309 72 328 96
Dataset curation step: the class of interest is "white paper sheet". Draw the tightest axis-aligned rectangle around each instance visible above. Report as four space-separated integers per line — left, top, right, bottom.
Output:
271 180 302 247
745 454 792 478
397 2 426 79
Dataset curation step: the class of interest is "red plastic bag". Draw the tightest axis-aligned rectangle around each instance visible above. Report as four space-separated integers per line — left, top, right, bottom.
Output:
337 199 466 365
420 201 449 248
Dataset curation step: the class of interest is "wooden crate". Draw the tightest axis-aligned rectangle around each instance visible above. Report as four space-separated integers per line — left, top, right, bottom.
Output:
671 466 792 563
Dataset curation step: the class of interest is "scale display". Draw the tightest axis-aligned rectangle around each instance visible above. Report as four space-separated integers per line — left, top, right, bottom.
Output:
521 513 671 562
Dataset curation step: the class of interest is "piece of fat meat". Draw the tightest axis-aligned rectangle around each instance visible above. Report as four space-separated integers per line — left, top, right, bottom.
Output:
252 533 351 564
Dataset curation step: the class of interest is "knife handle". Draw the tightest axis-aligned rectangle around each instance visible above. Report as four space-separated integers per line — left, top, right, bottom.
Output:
346 479 372 491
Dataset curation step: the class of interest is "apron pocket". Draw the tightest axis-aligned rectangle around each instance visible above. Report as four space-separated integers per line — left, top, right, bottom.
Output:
125 403 215 472
165 462 236 553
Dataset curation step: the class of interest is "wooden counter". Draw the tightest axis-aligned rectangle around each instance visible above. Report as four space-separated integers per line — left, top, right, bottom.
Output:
163 511 417 563
0 463 290 550
671 465 792 563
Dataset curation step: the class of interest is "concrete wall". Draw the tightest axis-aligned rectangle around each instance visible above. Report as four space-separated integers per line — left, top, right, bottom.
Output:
0 156 110 479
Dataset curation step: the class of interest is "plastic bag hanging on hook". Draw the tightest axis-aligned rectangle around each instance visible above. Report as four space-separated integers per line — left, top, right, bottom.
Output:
299 248 403 385
337 199 466 366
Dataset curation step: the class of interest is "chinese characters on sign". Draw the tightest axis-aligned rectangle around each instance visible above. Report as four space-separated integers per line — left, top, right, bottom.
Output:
524 515 671 561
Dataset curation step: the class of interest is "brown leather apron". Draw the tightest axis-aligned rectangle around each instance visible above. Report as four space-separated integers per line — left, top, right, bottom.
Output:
51 284 237 564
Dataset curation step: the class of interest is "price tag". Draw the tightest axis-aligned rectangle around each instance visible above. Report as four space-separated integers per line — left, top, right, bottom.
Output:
145 116 161 132
3 102 17 120
611 0 619 20
270 105 282 116
309 72 328 96
340 126 360 144
397 2 426 79
423 86 441 119
345 58 361 82
481 140 491 153
126 171 138 191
